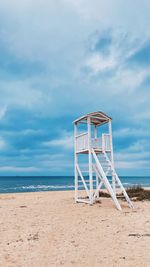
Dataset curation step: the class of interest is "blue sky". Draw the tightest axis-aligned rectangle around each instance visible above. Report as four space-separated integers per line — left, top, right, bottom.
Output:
0 0 150 176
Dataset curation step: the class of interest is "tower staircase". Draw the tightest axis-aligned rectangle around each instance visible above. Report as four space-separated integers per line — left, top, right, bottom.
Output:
92 149 134 210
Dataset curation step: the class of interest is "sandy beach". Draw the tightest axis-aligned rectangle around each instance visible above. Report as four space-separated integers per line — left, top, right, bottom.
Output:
0 190 150 267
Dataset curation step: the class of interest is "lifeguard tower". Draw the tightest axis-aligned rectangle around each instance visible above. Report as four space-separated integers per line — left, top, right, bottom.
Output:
73 111 133 210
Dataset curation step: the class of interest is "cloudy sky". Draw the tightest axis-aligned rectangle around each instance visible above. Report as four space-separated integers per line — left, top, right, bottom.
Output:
0 0 150 176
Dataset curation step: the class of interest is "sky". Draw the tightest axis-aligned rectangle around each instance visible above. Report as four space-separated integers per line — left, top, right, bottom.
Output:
0 0 150 176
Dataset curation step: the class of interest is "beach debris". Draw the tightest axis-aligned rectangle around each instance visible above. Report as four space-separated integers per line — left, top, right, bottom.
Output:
128 233 141 237
19 205 27 208
143 234 150 237
16 238 23 242
128 233 150 237
99 186 150 202
95 199 101 204
27 232 39 241
32 233 39 240
70 240 79 247
126 186 150 201
99 192 110 198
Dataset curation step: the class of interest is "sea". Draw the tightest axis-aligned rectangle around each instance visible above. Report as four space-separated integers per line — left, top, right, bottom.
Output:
0 176 150 194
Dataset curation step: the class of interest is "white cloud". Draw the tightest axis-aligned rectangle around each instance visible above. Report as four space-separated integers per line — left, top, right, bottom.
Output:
64 0 150 36
114 127 150 138
134 109 150 121
44 131 73 150
85 53 117 73
0 0 149 120
116 160 150 170
0 138 7 150
0 79 49 112
0 0 149 175
0 166 38 172
114 138 150 172
115 68 150 92
0 106 7 120
0 0 87 62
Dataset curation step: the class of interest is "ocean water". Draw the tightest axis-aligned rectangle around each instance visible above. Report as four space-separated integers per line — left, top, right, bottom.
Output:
0 176 150 194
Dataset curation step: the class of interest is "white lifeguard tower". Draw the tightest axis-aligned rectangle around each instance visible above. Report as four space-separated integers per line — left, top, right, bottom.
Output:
73 111 133 210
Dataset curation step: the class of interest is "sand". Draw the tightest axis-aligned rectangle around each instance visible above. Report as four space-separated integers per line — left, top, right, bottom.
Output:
0 191 150 267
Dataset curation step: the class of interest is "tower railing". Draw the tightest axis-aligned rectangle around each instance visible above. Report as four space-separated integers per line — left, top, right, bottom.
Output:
76 133 111 152
102 134 111 151
76 132 88 151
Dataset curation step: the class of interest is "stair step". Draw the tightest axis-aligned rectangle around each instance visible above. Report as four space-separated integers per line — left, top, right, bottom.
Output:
78 179 97 183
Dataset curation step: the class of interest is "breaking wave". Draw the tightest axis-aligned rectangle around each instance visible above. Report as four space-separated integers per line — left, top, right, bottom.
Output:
0 176 150 194
21 184 75 190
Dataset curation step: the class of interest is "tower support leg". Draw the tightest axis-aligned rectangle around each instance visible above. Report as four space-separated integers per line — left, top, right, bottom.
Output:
74 123 78 202
87 117 93 204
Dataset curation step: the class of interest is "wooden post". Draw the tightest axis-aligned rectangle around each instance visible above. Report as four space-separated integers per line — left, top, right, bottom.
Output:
87 117 93 204
94 125 97 139
74 123 78 202
109 119 116 194
94 125 99 198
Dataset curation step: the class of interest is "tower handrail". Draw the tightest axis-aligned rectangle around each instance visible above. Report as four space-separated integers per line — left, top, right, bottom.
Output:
92 148 122 211
75 132 88 138
102 133 111 151
103 152 134 208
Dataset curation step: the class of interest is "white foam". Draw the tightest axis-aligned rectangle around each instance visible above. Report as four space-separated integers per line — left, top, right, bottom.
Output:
21 184 75 190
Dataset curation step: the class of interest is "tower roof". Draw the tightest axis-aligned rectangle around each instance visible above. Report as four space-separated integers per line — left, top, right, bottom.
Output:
73 111 111 126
